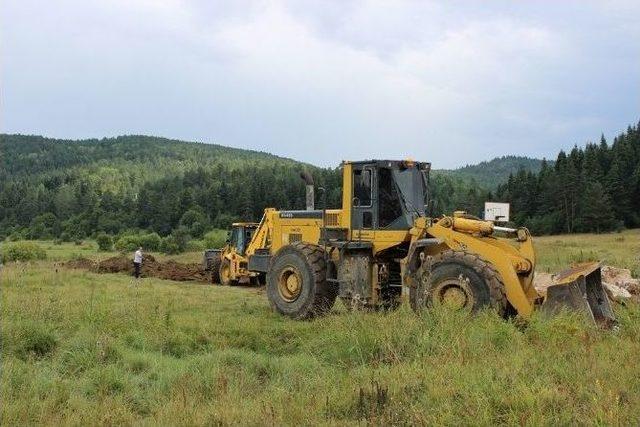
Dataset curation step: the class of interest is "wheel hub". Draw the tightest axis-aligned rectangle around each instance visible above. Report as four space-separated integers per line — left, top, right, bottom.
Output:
278 267 302 302
434 275 474 310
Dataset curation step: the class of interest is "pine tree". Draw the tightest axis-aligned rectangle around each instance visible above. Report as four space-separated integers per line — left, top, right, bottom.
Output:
578 181 615 233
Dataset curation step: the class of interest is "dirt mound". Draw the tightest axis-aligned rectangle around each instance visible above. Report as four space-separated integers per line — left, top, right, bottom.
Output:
144 259 208 282
602 265 640 295
65 258 97 270
66 254 209 283
533 272 555 296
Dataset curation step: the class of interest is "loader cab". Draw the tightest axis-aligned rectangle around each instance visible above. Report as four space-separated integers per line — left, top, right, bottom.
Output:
228 223 258 256
347 160 430 231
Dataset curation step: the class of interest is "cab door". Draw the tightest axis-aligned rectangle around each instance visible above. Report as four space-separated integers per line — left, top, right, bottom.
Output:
351 166 376 239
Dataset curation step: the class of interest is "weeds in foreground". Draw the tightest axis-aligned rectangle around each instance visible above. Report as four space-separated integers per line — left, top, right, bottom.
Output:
2 262 640 425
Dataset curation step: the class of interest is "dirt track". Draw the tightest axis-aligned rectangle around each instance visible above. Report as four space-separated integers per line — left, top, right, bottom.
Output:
65 254 209 282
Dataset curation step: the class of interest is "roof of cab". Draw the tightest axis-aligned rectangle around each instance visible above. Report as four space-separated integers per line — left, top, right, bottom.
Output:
341 160 431 168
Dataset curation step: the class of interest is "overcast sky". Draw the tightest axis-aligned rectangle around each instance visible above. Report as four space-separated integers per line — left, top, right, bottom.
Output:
1 1 639 168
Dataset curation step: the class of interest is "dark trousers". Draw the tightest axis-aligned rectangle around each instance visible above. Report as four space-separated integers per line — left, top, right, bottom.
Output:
133 262 141 278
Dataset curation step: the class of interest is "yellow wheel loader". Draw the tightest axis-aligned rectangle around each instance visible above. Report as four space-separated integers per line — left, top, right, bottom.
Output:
208 160 615 325
203 223 265 286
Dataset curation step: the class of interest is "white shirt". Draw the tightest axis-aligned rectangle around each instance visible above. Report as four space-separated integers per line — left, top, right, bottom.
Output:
134 250 143 264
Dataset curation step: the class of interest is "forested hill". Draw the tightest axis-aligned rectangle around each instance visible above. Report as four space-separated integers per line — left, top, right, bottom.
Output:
0 134 299 176
0 134 492 240
436 156 548 190
0 134 341 239
1 121 638 241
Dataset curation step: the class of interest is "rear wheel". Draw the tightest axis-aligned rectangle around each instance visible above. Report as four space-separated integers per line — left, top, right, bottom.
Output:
410 250 507 316
210 256 221 284
267 242 337 319
219 258 237 286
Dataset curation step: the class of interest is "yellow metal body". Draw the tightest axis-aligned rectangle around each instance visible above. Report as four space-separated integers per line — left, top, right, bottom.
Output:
228 161 544 317
420 219 538 316
220 222 260 283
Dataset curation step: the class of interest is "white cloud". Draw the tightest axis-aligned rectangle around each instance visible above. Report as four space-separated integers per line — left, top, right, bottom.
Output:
1 0 638 167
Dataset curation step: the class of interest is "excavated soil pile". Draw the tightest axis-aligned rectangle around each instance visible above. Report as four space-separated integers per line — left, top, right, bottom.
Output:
66 254 209 282
65 258 97 270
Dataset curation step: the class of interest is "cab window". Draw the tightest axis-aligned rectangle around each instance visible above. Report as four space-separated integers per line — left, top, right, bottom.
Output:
378 167 403 228
354 169 372 206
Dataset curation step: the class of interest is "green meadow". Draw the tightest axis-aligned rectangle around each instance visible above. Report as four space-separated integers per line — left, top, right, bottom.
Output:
2 232 640 425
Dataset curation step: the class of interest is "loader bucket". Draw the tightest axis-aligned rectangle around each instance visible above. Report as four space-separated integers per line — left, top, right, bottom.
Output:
540 262 616 328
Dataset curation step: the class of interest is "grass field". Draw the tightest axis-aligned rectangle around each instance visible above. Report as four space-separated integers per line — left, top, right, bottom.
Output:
534 229 640 275
2 231 640 425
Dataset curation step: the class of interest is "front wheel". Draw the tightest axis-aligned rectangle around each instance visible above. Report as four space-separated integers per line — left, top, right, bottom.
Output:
210 256 221 284
410 250 507 316
266 242 337 319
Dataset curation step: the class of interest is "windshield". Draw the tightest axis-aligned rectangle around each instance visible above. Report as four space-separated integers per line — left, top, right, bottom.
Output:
392 167 427 219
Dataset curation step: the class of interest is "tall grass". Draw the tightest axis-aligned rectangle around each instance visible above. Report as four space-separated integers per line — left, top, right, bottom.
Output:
2 261 640 425
535 228 640 276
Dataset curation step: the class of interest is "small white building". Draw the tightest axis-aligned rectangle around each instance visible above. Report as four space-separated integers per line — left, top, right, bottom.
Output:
484 202 510 223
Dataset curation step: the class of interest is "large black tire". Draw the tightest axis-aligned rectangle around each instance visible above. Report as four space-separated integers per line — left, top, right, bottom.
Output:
410 250 507 316
219 258 237 286
266 242 337 319
210 256 221 284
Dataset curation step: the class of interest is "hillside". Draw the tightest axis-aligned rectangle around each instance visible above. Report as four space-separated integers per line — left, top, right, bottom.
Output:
0 134 341 238
4 125 635 240
436 155 548 190
0 134 303 177
0 134 490 240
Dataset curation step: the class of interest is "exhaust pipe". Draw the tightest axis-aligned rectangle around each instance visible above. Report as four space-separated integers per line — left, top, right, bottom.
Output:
300 171 314 211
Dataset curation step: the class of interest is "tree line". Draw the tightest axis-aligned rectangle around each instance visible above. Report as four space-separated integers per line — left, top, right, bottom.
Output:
2 122 637 243
0 134 490 243
495 122 640 234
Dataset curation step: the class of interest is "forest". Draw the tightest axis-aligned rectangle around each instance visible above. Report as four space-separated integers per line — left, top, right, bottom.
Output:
1 121 638 244
496 122 640 234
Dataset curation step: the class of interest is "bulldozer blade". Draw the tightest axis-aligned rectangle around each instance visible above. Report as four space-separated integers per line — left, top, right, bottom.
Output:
540 262 616 328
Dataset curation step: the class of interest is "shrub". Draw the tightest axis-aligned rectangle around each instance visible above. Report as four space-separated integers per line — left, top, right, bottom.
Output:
59 232 72 242
115 232 162 252
96 233 113 251
203 229 227 249
114 235 141 252
1 241 47 263
186 240 205 252
139 233 161 251
171 227 190 252
179 209 209 238
160 228 190 254
159 236 180 255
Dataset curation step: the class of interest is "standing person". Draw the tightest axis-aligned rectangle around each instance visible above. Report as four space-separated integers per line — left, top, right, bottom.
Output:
133 247 143 279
